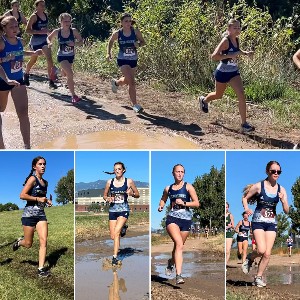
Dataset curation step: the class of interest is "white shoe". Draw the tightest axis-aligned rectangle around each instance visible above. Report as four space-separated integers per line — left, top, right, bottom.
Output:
253 276 266 287
165 259 174 276
133 104 143 113
111 79 118 93
242 254 253 274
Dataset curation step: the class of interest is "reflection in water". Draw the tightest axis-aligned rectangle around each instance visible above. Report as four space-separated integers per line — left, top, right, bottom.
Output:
265 265 300 285
108 270 127 300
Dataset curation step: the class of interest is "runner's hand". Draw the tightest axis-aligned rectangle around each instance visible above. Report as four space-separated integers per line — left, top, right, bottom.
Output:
245 208 253 216
158 206 163 212
245 51 254 59
47 194 53 207
278 191 284 201
67 41 75 47
33 49 43 56
175 198 184 206
6 79 20 86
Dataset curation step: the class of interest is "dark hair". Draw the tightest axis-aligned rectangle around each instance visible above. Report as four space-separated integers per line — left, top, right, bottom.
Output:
0 15 17 35
23 156 46 185
172 164 185 173
120 13 136 26
242 211 248 217
104 161 126 175
266 161 281 172
226 201 229 207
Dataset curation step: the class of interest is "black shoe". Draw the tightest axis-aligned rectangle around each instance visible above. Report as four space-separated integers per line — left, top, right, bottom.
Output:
199 96 208 113
38 267 50 277
112 256 119 266
121 224 128 237
23 73 30 86
49 80 58 89
12 237 23 251
237 250 242 260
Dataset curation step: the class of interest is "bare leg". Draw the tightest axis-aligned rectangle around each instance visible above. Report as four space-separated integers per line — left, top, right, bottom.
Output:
203 81 227 103
110 217 127 257
117 65 137 106
242 240 248 262
0 90 10 149
60 60 75 96
226 238 233 265
36 221 48 268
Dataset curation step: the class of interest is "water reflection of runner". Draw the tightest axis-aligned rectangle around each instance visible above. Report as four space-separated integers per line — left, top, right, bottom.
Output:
226 202 234 266
106 13 146 113
12 156 52 277
198 19 254 133
241 161 289 287
158 164 199 284
235 212 251 262
47 13 83 103
103 162 139 266
286 236 293 257
109 270 127 300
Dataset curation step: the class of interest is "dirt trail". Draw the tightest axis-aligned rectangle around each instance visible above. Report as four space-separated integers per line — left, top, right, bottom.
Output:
152 236 225 300
2 71 298 149
227 255 300 300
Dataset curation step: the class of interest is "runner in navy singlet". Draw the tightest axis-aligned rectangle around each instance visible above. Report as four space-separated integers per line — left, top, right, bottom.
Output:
103 162 140 266
158 164 200 284
235 212 251 262
241 161 289 287
12 156 52 277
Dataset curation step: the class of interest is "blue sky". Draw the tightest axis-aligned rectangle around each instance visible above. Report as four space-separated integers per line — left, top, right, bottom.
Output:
151 151 225 229
75 151 149 183
226 151 300 231
0 151 74 208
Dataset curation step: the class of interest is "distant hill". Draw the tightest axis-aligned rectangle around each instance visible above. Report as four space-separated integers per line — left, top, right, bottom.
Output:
75 179 149 192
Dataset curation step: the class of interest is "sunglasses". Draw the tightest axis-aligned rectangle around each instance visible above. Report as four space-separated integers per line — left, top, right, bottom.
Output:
270 169 282 175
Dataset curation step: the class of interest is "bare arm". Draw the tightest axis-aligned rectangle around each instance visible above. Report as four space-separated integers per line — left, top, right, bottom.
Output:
26 14 48 35
20 11 27 25
242 182 260 215
293 49 300 69
278 186 289 214
20 176 47 203
158 186 169 212
103 180 113 202
106 31 118 60
73 28 84 46
186 183 199 208
127 178 140 198
235 220 242 233
47 28 58 44
134 28 146 48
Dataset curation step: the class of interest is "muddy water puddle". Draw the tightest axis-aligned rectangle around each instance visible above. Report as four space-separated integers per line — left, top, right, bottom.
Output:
76 234 149 300
38 130 199 149
153 252 223 278
263 265 300 285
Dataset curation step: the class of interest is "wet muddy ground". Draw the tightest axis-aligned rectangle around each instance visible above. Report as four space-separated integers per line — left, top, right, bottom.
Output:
226 255 300 299
3 71 299 149
151 238 225 300
76 234 149 300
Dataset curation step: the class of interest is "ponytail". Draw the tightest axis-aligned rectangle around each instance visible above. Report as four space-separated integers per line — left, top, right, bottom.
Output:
23 169 34 186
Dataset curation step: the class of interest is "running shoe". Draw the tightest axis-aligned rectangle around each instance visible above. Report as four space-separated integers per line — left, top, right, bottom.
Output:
293 143 299 149
253 276 266 287
120 224 128 237
241 122 255 133
23 73 30 86
49 80 58 89
237 250 242 260
132 104 143 113
111 79 118 93
199 95 208 113
12 237 24 251
165 259 174 276
38 267 51 278
72 95 81 104
112 256 119 266
242 254 253 274
176 274 185 284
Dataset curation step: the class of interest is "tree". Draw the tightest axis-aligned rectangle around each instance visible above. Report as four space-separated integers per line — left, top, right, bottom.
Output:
54 169 74 205
0 202 19 211
290 177 300 235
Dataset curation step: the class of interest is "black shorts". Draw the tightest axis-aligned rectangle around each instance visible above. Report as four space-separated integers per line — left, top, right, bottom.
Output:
109 211 129 221
166 215 191 232
237 236 248 242
117 59 137 68
252 222 277 232
0 78 25 91
214 69 240 83
58 56 74 64
30 41 48 51
21 215 47 227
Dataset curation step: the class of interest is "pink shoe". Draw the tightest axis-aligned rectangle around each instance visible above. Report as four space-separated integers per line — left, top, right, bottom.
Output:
72 95 81 104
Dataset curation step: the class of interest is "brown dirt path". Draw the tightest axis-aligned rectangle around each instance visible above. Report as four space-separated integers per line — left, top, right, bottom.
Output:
2 71 298 149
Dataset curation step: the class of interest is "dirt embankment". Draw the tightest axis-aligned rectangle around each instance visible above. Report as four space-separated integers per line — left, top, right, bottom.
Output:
3 71 299 149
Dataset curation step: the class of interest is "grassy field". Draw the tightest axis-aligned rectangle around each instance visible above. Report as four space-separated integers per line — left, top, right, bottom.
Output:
76 212 149 241
0 204 74 300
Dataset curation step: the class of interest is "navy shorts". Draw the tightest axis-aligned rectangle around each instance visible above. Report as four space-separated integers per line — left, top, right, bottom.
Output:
117 59 137 68
0 78 25 91
30 41 48 51
237 236 248 242
166 215 191 232
22 216 47 227
109 211 129 221
214 69 240 83
58 56 74 64
252 222 277 232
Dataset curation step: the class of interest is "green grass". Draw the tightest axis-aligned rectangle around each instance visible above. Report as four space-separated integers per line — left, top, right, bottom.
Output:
0 204 74 300
76 212 149 241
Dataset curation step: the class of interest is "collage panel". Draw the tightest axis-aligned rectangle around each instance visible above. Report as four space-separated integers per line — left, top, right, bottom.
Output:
75 151 150 300
226 151 300 300
151 150 225 300
0 151 74 300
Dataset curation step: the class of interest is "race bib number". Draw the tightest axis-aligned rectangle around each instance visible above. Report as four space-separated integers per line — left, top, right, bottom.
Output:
227 59 237 66
123 47 136 57
261 207 275 218
61 44 74 55
11 60 22 73
114 194 125 204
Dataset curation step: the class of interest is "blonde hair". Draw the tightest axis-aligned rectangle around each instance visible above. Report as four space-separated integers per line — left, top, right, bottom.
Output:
243 184 258 205
58 13 72 23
